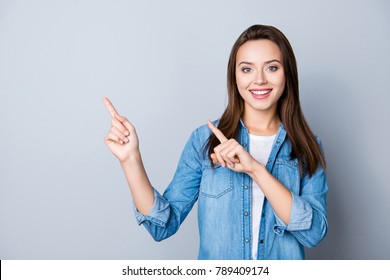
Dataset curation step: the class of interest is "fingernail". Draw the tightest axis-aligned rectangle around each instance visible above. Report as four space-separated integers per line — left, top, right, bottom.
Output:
124 131 130 136
124 138 129 143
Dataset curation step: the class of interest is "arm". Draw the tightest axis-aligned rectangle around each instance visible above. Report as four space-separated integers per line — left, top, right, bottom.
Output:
103 97 154 215
248 163 328 248
134 128 202 241
248 144 328 247
248 163 292 224
104 98 201 242
272 163 328 248
120 152 155 215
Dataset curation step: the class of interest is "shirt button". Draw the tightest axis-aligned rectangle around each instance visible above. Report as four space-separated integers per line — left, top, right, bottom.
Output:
245 239 249 243
244 185 248 190
244 211 248 216
259 240 264 244
243 143 247 147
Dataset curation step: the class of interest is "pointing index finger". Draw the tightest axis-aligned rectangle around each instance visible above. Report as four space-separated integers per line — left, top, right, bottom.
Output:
207 120 228 143
103 97 119 118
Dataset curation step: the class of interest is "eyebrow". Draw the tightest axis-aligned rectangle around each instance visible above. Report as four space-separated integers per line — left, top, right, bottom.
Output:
238 59 282 66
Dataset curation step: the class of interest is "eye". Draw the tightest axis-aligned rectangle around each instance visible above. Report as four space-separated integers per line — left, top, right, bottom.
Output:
242 67 252 73
267 65 278 72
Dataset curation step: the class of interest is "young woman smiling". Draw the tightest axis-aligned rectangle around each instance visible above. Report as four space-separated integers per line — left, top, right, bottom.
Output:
104 24 328 260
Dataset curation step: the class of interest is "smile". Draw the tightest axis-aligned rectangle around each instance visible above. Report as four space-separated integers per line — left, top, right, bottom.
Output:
249 89 272 99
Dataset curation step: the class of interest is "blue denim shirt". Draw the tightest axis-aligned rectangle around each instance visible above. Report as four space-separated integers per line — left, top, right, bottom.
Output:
134 120 328 259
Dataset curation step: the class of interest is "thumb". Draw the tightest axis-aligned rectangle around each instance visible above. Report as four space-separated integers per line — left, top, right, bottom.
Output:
114 113 136 135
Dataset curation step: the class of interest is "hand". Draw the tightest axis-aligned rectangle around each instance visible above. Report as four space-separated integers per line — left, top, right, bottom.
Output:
207 120 260 175
103 97 139 163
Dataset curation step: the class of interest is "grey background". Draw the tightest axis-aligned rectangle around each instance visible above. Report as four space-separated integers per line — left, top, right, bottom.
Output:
1 0 389 259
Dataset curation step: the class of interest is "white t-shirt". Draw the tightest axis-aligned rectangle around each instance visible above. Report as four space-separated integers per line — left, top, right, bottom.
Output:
249 133 276 260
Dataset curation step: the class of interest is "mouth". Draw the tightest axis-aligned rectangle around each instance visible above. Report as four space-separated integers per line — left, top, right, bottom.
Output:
249 89 272 99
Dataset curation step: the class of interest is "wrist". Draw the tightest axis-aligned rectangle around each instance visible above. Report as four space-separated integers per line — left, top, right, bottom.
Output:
248 161 267 181
120 151 142 167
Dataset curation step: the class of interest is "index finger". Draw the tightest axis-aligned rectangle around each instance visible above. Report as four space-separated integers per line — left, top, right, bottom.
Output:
207 120 228 143
103 97 119 118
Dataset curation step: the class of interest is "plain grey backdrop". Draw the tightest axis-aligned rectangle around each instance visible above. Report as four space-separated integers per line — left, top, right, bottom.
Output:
1 0 389 259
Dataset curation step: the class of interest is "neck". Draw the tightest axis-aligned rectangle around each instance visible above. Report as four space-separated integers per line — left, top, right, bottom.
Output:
242 106 280 136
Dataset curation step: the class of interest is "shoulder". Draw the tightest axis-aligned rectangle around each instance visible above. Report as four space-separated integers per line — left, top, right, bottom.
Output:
279 124 325 155
190 120 219 141
280 122 324 147
179 121 216 161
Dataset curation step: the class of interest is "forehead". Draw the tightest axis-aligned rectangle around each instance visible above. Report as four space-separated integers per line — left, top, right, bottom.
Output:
236 39 282 63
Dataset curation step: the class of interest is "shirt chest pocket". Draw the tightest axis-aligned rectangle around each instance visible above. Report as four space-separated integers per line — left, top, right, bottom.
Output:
273 158 301 195
200 162 233 199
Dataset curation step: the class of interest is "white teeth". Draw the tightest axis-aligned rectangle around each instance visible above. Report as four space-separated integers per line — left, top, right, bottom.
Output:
251 90 271 95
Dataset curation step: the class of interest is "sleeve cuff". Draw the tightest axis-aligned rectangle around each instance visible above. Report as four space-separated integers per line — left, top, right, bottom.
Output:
273 193 313 235
133 188 171 227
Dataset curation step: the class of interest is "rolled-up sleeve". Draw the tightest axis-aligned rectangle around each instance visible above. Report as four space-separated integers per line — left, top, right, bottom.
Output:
273 138 328 248
134 188 171 227
273 193 313 233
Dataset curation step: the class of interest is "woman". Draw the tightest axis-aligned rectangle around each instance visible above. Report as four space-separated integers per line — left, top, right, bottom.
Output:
104 24 328 260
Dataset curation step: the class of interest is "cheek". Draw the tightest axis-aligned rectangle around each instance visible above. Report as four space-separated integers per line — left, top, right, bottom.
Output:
235 75 243 90
274 83 285 99
236 84 245 99
268 75 286 100
235 73 251 89
274 84 286 103
269 74 286 90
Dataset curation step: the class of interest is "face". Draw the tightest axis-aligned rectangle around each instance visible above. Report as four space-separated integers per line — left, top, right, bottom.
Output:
235 39 286 116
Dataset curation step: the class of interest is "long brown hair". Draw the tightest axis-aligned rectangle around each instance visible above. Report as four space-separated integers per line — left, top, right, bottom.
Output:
205 24 325 176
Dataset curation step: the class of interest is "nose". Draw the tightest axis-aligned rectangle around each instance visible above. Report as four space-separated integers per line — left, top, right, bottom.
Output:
254 70 266 85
